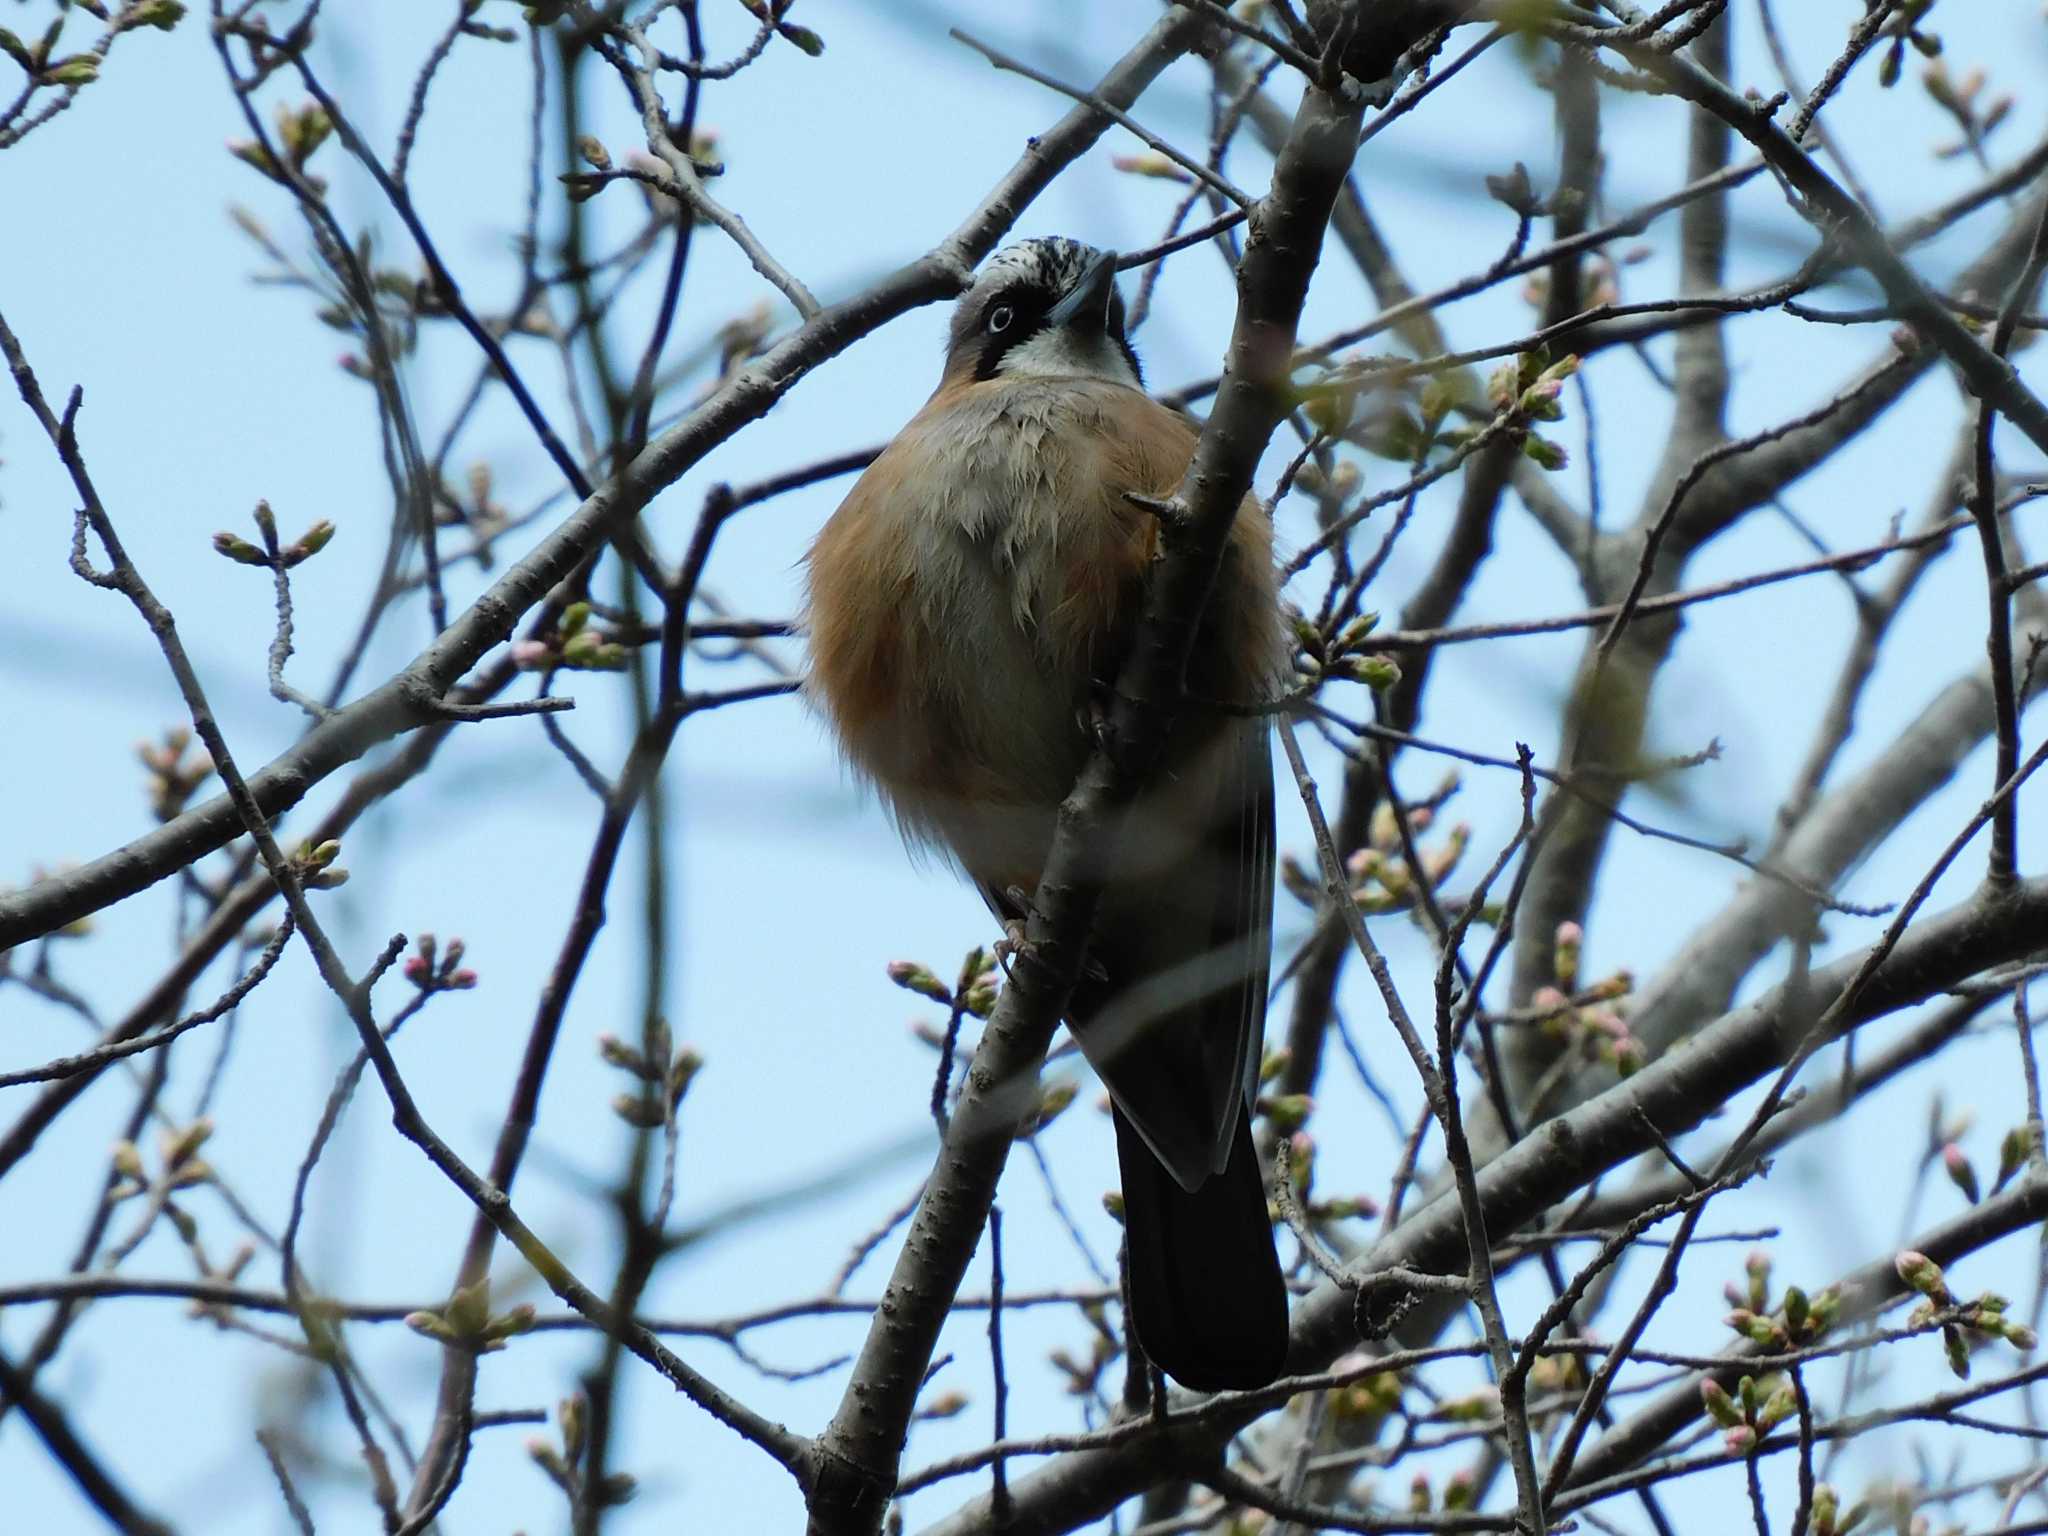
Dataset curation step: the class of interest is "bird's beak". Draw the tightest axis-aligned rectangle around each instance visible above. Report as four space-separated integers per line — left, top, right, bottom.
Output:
1046 249 1120 334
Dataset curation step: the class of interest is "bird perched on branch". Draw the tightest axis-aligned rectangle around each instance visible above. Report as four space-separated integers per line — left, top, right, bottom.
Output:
805 236 1288 1391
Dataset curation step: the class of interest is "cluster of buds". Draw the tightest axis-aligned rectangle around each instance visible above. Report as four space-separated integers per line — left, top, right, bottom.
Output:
525 1392 636 1509
1291 608 1402 693
1406 1468 1477 1514
563 130 726 214
1525 1349 1587 1419
1936 1123 2042 1205
1309 335 1480 470
735 0 825 57
1483 160 1545 220
136 726 213 823
1804 1485 1871 1536
1485 349 1579 473
598 1018 703 1131
212 500 335 570
406 1277 535 1355
98 1 195 27
1326 1358 1404 1428
1288 455 1360 507
1723 1247 1842 1350
1698 1371 1796 1456
1874 0 1942 88
893 947 1001 1038
1525 921 1641 1076
558 137 631 207
1304 373 1443 467
227 99 333 190
109 1118 214 1204
1895 1250 2038 1378
1431 1385 1502 1426
1260 1090 1315 1138
292 837 349 891
0 0 184 88
402 932 477 993
1923 59 2014 160
1482 161 1596 235
511 602 632 673
1280 790 1471 918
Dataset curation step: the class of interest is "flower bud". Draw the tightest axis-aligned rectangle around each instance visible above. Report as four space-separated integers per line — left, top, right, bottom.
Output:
1700 1378 1740 1428
1259 1094 1314 1135
43 55 100 87
283 520 336 567
1443 1469 1474 1510
1996 1124 2037 1193
555 1394 588 1463
212 531 268 566
1348 654 1401 691
1756 1386 1796 1432
1287 1131 1314 1198
1894 1250 1951 1303
1941 1142 1979 1203
1943 1323 1971 1380
611 1092 665 1129
1110 151 1190 182
1783 1285 1809 1335
885 961 951 1005
668 1045 705 1104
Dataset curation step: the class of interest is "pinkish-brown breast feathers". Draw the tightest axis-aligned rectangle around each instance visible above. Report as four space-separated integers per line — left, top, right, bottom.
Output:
804 375 1278 890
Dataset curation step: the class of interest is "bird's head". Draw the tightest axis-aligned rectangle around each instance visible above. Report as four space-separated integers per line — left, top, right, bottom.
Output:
943 237 1143 391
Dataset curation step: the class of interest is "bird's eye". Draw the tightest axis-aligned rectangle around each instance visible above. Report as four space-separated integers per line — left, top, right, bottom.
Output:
987 305 1014 334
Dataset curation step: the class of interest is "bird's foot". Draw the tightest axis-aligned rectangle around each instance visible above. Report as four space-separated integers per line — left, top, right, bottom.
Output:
1080 679 1122 756
993 889 1034 974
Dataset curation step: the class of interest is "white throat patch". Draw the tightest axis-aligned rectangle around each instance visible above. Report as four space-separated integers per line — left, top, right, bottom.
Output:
995 326 1141 389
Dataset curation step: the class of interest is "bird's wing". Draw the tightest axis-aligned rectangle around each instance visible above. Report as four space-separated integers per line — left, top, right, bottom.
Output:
1068 712 1275 1191
958 380 1280 1192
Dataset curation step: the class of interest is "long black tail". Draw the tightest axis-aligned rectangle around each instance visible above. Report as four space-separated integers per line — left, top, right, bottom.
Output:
1114 1106 1288 1392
